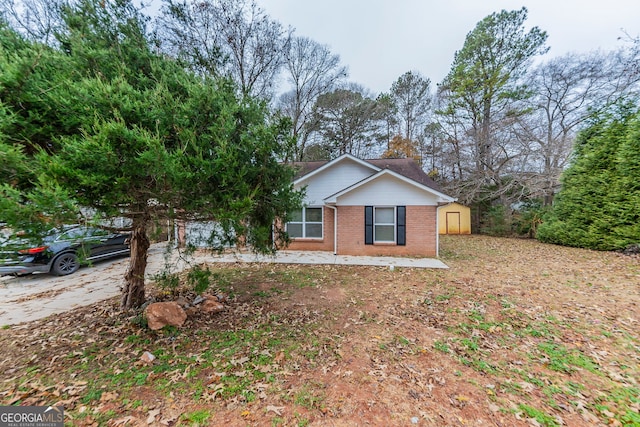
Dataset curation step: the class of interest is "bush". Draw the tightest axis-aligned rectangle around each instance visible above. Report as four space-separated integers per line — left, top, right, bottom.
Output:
479 205 510 236
513 200 549 238
187 265 213 294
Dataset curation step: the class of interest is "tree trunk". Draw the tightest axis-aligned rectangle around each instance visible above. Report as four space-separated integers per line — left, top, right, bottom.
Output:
121 218 150 310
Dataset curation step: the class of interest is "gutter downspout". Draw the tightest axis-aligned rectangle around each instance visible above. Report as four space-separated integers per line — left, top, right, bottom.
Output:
327 205 338 255
436 203 445 258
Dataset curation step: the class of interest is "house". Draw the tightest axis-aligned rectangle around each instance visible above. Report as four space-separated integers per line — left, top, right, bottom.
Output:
438 202 472 235
284 154 455 257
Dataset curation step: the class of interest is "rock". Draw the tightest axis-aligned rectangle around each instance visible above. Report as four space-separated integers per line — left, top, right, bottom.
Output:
192 295 205 305
201 298 225 314
176 297 189 308
141 351 156 363
215 293 228 303
145 301 187 330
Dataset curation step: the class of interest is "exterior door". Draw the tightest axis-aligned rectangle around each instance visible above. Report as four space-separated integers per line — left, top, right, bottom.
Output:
446 212 461 234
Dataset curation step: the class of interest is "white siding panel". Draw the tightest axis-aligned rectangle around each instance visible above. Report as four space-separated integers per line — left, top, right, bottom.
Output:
335 175 440 206
297 160 376 205
179 221 235 248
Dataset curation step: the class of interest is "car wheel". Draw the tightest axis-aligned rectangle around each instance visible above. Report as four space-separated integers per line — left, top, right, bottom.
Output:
51 252 79 276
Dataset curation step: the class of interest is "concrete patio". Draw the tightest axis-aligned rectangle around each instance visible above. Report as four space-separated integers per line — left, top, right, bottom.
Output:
207 250 449 269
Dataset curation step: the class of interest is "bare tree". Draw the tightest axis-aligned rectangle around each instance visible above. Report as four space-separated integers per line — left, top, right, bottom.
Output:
516 48 640 205
277 36 347 160
0 0 65 44
158 0 290 99
157 0 225 76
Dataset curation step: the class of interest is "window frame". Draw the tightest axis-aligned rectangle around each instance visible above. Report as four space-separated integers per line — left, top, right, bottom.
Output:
373 206 396 243
287 206 323 239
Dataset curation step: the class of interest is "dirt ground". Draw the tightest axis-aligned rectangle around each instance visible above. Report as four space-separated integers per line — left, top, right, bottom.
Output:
0 235 638 426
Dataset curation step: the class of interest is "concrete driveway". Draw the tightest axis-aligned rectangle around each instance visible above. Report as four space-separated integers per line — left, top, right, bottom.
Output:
0 246 447 326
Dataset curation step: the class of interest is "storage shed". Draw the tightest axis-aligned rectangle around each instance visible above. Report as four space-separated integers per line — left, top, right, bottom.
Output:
438 202 471 235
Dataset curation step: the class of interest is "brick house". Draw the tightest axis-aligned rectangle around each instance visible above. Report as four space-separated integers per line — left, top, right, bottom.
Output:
284 154 455 257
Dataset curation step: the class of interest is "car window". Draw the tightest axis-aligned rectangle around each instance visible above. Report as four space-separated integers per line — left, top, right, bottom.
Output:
89 228 109 237
58 227 89 240
50 226 110 242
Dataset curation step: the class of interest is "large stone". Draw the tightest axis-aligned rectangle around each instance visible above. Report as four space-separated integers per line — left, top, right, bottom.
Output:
145 301 187 330
201 297 225 314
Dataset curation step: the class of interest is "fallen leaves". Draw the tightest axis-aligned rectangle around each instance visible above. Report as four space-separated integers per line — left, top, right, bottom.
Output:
0 236 638 427
265 405 285 416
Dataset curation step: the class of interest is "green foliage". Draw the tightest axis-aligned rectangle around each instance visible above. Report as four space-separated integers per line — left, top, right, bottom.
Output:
479 204 509 236
438 6 548 149
310 87 385 158
513 199 550 238
0 0 303 309
517 404 560 427
537 341 599 374
187 265 212 295
538 106 640 250
153 271 181 294
180 410 211 426
433 340 450 354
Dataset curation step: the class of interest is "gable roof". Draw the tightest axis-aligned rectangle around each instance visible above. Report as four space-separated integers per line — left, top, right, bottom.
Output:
323 167 454 204
291 154 444 194
292 153 379 185
366 158 444 193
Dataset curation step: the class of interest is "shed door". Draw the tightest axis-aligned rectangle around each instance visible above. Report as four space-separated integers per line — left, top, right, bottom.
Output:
446 212 461 235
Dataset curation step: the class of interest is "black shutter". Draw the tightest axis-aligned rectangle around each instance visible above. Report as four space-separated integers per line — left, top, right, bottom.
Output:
365 206 373 245
397 206 406 246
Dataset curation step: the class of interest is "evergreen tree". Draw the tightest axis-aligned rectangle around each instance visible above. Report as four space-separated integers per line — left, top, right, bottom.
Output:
0 0 302 309
537 105 640 250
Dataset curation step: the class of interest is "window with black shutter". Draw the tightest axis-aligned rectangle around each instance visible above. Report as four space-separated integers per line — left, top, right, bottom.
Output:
364 206 373 245
365 206 406 245
397 206 406 246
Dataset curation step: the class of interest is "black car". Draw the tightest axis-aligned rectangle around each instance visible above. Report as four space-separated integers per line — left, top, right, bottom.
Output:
0 225 130 276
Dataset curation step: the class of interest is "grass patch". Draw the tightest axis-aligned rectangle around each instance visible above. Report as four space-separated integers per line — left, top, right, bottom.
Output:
537 342 599 374
517 403 560 427
181 409 212 426
294 383 325 410
433 340 450 354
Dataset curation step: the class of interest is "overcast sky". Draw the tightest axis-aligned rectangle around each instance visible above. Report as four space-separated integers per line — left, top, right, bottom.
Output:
255 0 639 94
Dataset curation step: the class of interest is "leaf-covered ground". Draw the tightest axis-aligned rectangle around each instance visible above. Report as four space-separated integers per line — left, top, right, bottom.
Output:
0 235 638 426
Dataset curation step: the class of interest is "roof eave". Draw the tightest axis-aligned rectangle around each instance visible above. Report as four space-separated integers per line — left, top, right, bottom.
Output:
323 169 455 204
292 153 380 185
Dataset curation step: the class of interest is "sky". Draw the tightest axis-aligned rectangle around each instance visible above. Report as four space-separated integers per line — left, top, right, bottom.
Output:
255 0 639 94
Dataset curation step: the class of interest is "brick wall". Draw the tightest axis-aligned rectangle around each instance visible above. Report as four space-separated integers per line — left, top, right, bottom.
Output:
284 205 438 257
336 205 437 257
285 206 335 252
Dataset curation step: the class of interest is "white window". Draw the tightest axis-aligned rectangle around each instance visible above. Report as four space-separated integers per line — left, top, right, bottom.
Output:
287 207 323 239
374 207 395 242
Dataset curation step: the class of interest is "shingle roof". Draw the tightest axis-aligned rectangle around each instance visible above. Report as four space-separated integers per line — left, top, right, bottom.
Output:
291 160 328 178
366 158 443 193
291 157 443 193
